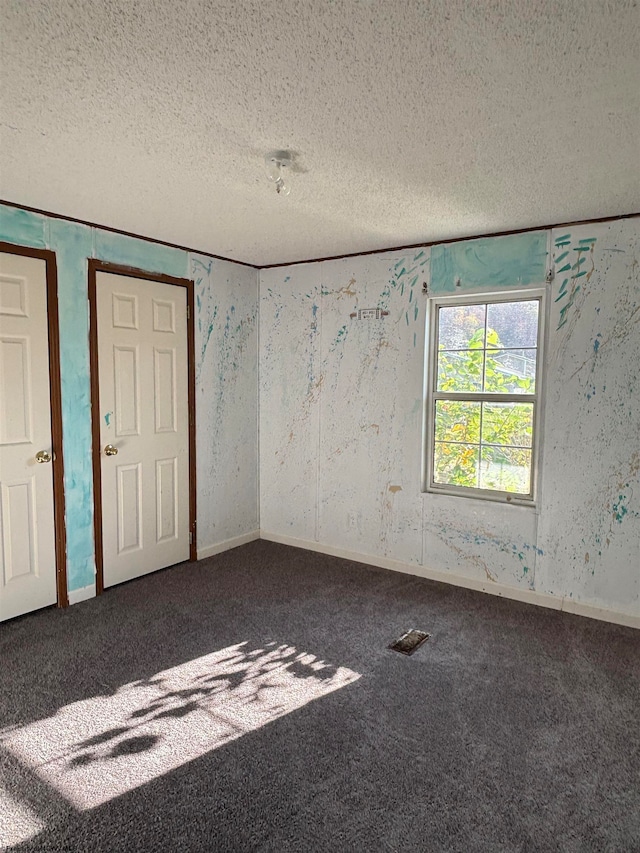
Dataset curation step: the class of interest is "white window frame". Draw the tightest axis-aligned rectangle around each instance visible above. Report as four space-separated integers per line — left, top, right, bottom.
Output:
423 286 547 505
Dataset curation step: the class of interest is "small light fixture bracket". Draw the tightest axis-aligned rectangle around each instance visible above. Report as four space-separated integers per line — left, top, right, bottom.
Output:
265 150 293 196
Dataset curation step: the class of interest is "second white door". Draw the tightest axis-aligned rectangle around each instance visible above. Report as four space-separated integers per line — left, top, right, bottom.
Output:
96 271 190 588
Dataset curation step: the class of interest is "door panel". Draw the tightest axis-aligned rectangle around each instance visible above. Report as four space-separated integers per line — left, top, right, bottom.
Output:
0 336 32 444
114 345 139 435
96 272 189 587
1 479 38 580
156 457 177 542
0 252 57 620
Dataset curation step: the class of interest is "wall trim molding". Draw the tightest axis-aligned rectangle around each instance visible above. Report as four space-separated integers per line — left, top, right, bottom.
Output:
68 584 96 606
0 199 258 269
258 211 640 268
42 531 640 629
260 531 640 630
3 199 638 271
198 530 260 560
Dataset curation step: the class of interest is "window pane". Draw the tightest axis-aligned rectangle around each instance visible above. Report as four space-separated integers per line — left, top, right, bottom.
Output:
486 300 539 348
435 400 481 443
480 446 532 493
438 304 485 350
481 402 533 447
437 349 483 392
484 349 536 393
434 442 479 488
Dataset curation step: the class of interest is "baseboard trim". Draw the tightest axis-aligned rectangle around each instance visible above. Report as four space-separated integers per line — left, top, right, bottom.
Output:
68 584 96 606
259 531 640 630
197 530 260 560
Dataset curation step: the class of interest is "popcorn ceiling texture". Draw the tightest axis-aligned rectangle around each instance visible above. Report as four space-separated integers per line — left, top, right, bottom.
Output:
1 0 639 265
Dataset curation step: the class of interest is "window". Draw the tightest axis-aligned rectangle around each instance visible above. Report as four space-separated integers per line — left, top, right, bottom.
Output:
425 291 544 503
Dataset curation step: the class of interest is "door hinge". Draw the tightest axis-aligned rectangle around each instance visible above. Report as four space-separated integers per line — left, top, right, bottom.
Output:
189 532 193 545
186 305 190 320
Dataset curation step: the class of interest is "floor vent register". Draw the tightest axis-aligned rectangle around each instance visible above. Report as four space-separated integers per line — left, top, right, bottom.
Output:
388 629 430 655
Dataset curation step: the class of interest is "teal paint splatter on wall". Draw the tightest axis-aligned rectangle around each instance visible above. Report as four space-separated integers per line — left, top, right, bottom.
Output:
612 493 632 523
613 499 627 522
50 219 96 592
555 235 597 330
95 231 188 278
192 256 219 380
378 250 428 332
335 324 348 343
0 205 47 248
430 231 547 293
199 316 217 377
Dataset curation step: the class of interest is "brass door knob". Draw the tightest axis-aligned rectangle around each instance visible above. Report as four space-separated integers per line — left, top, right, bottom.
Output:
104 444 118 457
35 450 52 464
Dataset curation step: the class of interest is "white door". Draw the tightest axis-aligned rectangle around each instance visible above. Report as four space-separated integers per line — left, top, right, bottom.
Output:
96 272 190 588
0 251 57 621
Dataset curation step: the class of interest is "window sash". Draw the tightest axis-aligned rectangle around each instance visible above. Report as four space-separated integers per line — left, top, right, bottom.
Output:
425 288 545 504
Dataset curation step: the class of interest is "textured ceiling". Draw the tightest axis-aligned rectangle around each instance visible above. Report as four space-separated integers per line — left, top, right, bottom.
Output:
1 0 639 266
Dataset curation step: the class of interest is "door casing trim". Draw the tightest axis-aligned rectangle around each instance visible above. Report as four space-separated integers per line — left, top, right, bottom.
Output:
0 241 68 608
88 260 197 595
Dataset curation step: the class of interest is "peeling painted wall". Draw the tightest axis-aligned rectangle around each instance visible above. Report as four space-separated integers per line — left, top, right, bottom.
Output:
260 221 639 620
1 204 259 595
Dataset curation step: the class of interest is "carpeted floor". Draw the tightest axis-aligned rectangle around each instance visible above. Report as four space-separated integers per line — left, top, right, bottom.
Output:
1 540 639 852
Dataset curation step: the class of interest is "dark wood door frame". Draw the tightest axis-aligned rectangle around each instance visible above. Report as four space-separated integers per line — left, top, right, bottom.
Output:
0 241 68 607
88 260 197 595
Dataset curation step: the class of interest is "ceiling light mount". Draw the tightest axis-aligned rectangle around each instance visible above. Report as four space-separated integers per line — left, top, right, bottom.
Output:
265 150 293 196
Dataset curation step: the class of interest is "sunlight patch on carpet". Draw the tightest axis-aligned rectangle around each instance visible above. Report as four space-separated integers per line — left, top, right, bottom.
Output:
0 783 45 847
1 642 360 810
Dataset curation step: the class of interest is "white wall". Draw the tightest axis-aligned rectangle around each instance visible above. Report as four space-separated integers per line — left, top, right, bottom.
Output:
537 220 640 611
191 254 259 556
259 217 639 625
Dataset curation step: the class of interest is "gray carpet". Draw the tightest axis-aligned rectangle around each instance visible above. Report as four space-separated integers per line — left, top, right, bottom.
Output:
1 540 638 852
